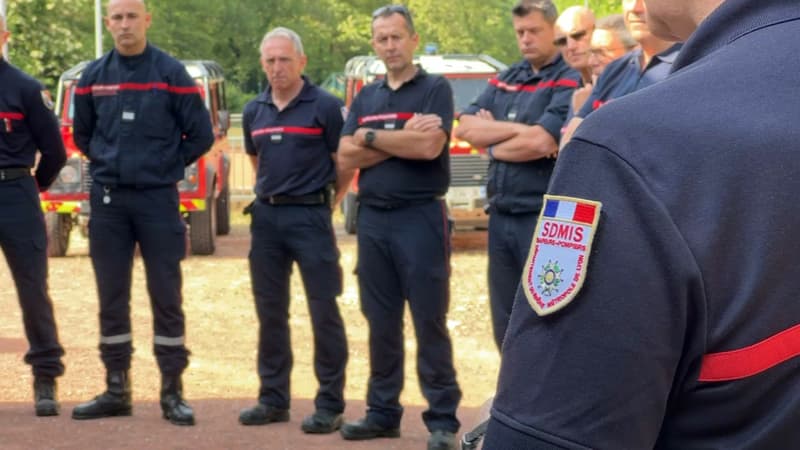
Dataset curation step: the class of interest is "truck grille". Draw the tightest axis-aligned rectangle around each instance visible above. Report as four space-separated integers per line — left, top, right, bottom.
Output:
450 154 489 187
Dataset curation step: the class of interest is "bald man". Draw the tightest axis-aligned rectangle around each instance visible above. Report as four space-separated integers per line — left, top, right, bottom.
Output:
71 0 213 426
554 6 596 84
483 0 800 447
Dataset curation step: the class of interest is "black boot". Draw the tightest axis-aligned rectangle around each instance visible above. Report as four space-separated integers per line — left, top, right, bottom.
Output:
72 370 132 420
160 374 194 426
33 376 59 417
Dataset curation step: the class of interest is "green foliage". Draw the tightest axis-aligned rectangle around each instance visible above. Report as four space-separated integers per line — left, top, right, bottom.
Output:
225 82 258 114
7 0 622 103
5 0 94 90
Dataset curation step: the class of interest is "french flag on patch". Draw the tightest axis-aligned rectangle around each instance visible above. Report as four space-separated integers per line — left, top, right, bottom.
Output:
542 198 597 224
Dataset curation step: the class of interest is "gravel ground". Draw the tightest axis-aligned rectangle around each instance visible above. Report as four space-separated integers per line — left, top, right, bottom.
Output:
0 212 499 449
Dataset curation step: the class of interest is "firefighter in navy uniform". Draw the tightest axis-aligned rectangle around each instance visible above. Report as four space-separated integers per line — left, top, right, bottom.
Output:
338 6 461 450
70 0 213 426
238 27 350 435
0 12 67 417
483 0 800 448
454 0 579 351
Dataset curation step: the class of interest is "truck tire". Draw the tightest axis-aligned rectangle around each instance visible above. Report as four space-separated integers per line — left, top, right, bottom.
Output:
45 212 72 257
189 186 217 255
342 192 357 235
215 184 230 236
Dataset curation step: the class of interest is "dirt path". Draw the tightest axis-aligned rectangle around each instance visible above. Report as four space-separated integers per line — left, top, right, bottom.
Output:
0 219 498 449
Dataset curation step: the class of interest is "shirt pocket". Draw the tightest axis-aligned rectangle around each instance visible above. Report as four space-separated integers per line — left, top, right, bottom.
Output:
139 90 174 139
1 116 29 154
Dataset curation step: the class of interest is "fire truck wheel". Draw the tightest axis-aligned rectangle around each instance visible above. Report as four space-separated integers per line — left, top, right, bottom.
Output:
342 192 357 235
45 212 72 257
189 189 217 255
215 184 230 236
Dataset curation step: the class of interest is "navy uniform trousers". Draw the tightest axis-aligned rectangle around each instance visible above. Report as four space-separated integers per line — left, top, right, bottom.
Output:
0 176 64 377
88 182 189 375
487 211 539 350
249 200 347 414
357 199 461 433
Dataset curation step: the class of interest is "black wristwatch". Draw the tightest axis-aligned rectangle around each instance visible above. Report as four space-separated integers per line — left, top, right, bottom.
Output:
364 130 376 148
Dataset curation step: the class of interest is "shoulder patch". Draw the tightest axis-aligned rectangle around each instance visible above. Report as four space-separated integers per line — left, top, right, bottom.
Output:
522 195 602 316
41 90 55 111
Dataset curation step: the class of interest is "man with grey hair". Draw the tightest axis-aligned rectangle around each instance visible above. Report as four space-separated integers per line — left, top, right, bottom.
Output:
454 0 579 352
238 26 349 435
71 0 213 425
588 14 637 77
0 9 67 417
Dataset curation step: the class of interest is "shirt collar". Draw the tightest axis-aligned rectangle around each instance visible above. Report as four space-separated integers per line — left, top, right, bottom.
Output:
673 0 799 72
258 74 315 105
378 65 427 90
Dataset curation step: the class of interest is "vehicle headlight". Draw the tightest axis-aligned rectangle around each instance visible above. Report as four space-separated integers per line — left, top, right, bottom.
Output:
58 165 79 184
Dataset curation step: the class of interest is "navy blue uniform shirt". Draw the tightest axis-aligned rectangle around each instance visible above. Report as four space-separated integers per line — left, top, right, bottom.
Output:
463 55 579 214
341 69 451 206
73 44 214 188
487 0 800 448
242 76 343 198
576 44 681 118
0 60 66 189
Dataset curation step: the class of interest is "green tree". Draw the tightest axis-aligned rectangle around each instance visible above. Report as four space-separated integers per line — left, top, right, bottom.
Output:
5 0 94 89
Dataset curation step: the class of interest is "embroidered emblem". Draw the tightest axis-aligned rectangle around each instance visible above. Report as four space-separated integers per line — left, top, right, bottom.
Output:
523 195 602 316
41 90 55 110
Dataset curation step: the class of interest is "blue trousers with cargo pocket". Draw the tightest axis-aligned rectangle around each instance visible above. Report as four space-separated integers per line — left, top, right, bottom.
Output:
249 200 348 414
88 182 189 375
356 199 462 433
0 176 64 377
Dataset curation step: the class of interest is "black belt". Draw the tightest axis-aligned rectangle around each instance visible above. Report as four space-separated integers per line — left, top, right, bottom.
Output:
0 167 31 181
360 197 441 210
264 191 326 206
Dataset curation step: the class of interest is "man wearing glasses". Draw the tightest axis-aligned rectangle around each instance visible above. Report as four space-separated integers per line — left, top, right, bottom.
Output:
571 14 638 113
338 4 461 450
587 14 637 78
554 6 596 86
454 0 579 352
561 0 680 146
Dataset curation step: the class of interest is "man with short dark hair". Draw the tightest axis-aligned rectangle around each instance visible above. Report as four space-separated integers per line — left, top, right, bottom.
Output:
454 0 579 351
484 0 800 447
71 0 214 426
237 26 349 435
0 10 67 417
338 5 461 450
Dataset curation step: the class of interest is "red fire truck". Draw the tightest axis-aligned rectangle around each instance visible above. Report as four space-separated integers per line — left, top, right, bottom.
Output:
41 60 231 256
341 54 506 234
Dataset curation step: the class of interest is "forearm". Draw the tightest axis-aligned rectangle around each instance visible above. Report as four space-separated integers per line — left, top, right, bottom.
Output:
366 128 447 160
334 165 355 206
559 117 583 151
179 128 214 166
338 137 391 171
455 115 525 148
492 125 558 162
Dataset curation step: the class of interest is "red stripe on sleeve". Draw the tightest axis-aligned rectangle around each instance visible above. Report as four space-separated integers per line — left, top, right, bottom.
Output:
0 112 25 120
698 323 800 382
